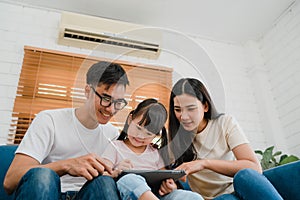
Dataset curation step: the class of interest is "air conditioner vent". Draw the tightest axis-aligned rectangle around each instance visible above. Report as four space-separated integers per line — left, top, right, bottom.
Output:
58 12 161 59
63 28 159 53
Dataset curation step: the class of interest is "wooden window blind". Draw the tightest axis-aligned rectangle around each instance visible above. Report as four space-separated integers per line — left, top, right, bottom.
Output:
8 46 172 144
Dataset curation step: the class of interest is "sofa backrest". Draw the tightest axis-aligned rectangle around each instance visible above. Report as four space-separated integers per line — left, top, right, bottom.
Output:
263 160 300 200
0 145 18 200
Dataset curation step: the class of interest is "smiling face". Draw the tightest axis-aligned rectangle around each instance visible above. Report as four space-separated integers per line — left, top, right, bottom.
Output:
88 83 126 124
173 93 208 133
126 115 157 147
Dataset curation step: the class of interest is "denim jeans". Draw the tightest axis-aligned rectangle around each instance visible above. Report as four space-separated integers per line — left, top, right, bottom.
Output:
214 168 283 200
14 168 120 200
116 173 203 200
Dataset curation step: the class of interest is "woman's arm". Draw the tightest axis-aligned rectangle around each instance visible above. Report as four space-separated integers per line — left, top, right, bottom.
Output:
176 143 262 177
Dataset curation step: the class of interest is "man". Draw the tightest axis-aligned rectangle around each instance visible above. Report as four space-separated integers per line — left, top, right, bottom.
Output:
4 61 129 199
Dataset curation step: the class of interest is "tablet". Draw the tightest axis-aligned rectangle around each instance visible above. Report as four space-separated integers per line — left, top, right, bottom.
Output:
118 169 186 189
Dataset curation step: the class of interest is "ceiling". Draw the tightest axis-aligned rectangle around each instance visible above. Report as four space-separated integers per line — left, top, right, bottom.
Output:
2 0 297 43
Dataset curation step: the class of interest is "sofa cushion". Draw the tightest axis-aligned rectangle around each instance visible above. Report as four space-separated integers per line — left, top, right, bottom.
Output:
0 145 18 200
263 160 300 200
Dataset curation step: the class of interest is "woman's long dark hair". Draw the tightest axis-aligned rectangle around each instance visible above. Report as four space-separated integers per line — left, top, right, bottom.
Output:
118 98 170 166
168 78 222 167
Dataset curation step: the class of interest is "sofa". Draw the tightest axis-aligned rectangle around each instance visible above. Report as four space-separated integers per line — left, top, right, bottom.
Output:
1 145 299 199
0 145 17 200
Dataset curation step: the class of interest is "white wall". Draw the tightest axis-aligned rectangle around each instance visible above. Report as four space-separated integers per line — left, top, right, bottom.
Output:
255 1 300 155
196 39 266 150
0 1 282 154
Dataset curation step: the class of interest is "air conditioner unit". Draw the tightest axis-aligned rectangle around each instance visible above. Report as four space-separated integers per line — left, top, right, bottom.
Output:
58 12 161 59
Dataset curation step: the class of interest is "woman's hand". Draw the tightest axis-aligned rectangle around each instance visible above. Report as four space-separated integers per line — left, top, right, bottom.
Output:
158 178 177 196
176 160 206 179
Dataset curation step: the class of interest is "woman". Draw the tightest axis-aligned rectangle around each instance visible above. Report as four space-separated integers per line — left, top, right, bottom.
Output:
166 78 282 200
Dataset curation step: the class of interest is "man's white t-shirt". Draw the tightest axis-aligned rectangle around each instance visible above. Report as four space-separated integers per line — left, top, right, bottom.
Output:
16 108 119 192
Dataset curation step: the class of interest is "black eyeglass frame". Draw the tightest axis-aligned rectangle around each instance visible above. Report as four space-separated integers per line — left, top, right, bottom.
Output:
90 86 127 110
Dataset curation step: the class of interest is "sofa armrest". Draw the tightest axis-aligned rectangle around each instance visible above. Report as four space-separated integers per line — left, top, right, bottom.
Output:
263 160 300 199
0 145 18 199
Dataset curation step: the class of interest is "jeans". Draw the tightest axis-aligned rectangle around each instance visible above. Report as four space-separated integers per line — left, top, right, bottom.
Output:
117 173 203 200
215 168 283 200
14 168 120 200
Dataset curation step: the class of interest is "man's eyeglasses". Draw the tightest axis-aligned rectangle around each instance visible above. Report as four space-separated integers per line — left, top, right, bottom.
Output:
90 86 127 110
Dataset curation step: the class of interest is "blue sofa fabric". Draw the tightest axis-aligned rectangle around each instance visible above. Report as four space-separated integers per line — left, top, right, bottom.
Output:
0 145 17 200
263 160 300 200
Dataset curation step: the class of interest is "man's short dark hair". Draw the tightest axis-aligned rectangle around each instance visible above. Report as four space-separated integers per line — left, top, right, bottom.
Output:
86 61 129 88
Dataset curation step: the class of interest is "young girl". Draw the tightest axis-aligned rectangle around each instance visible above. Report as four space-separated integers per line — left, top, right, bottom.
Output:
102 98 203 200
166 78 283 200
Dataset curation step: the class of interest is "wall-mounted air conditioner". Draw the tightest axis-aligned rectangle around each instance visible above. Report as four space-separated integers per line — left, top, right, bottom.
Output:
58 12 161 59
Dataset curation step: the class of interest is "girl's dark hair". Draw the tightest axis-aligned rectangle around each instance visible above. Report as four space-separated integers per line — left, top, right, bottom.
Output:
86 61 129 88
118 98 169 165
168 78 222 167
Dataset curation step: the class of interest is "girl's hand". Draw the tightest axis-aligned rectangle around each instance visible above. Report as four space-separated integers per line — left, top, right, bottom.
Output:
114 159 133 171
158 178 177 196
110 159 133 178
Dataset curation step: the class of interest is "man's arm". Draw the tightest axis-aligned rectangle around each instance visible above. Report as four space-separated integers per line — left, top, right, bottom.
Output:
4 152 113 194
4 154 41 194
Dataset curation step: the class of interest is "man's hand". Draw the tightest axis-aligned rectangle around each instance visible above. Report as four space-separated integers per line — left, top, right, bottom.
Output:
66 153 113 180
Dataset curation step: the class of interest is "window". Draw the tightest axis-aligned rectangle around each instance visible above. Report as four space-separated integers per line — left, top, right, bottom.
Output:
8 46 172 144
